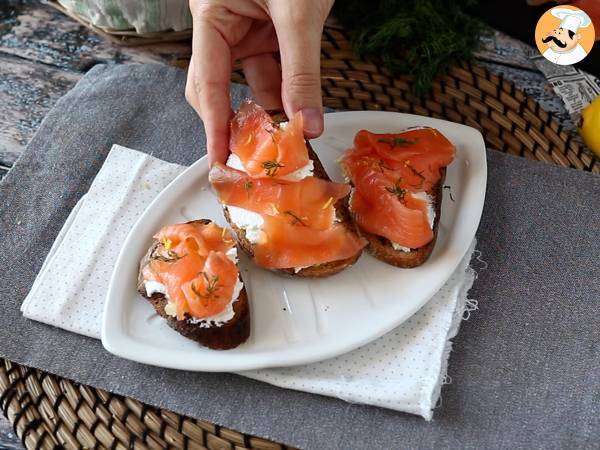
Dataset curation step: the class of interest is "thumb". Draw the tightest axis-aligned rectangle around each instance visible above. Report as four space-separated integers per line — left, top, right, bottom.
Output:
270 2 332 138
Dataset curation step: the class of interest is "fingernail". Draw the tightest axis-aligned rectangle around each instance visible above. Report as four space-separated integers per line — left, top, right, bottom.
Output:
301 108 324 137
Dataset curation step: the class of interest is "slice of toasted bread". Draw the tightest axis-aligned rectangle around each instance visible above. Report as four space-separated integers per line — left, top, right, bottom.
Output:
222 142 363 278
356 169 446 268
137 219 250 350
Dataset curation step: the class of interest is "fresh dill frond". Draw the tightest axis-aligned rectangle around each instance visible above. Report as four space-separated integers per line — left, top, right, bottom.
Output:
192 272 221 299
244 180 253 197
285 210 309 226
378 137 417 147
333 0 484 95
151 249 185 263
385 184 407 201
262 160 284 177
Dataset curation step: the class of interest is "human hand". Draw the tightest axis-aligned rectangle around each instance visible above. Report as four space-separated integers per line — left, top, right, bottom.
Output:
185 0 334 165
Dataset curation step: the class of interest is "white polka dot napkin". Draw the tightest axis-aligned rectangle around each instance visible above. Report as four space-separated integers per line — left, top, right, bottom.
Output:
21 144 477 420
241 247 476 419
20 145 186 337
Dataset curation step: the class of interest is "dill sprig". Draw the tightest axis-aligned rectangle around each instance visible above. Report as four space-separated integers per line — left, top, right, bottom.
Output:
386 184 406 201
378 137 417 147
263 126 277 144
405 161 426 180
378 159 395 173
333 0 484 95
151 248 185 263
262 160 284 177
191 272 221 299
400 161 426 189
244 180 253 197
285 210 309 226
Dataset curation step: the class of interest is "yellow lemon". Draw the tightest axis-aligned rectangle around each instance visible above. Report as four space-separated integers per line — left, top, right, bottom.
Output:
580 95 600 158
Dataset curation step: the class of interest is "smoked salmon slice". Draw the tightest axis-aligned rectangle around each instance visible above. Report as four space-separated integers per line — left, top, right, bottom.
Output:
230 100 309 178
341 128 455 249
210 162 367 269
351 128 455 191
254 216 367 269
142 222 239 320
209 163 350 230
213 100 367 271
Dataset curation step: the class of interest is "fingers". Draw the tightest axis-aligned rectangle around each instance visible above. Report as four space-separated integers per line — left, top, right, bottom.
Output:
269 1 333 137
231 20 279 60
185 12 233 165
242 53 283 110
232 20 281 110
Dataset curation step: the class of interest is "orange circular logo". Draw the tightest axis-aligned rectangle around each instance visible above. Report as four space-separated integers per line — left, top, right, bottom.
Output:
535 5 595 65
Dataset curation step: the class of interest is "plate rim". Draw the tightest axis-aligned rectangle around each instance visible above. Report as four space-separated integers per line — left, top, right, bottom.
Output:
101 110 487 371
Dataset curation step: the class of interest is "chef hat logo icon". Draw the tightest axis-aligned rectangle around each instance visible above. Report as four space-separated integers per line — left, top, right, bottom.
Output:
535 5 595 66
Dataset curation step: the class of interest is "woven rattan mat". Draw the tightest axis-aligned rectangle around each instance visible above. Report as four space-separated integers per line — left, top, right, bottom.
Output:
1 24 598 450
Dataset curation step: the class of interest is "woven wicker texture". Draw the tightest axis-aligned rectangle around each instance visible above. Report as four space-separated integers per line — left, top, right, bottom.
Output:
232 26 598 173
2 23 598 450
0 361 294 450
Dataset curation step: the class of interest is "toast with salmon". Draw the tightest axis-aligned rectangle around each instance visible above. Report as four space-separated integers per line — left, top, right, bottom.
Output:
210 101 366 277
137 219 250 350
341 128 455 268
355 170 445 268
222 143 362 277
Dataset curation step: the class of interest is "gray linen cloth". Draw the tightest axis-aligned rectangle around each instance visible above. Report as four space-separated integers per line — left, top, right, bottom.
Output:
0 63 598 450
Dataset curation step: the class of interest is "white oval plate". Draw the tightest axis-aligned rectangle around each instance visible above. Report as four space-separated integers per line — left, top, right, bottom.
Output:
102 111 486 372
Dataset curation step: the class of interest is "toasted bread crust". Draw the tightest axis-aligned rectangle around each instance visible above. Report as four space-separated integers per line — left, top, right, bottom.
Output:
356 169 446 268
222 134 363 278
137 219 250 350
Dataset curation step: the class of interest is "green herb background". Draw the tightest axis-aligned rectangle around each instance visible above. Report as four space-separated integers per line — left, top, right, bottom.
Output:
333 0 484 94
